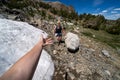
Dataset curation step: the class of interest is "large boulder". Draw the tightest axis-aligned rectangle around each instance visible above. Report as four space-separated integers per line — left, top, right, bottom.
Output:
0 14 7 19
65 32 80 53
0 19 54 80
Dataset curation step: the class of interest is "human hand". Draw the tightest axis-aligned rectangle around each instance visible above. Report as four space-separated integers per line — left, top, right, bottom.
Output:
43 38 53 46
38 35 53 47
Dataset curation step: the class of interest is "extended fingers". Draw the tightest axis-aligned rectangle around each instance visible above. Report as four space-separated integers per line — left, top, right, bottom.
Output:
43 38 53 46
46 38 52 42
46 38 53 44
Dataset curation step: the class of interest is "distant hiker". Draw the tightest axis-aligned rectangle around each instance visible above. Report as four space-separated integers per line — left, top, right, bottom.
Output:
54 21 65 45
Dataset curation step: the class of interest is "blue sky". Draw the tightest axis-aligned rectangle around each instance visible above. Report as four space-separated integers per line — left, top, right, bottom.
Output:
45 0 120 20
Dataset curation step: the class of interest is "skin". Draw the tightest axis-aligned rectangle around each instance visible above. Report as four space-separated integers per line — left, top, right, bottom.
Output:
0 35 53 80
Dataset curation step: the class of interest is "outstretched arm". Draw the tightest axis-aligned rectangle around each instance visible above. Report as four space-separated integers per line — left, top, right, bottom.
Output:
0 35 53 80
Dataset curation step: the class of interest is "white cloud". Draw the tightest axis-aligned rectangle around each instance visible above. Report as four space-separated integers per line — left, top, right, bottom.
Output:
94 7 120 20
114 8 120 10
102 10 108 13
99 7 114 14
111 11 117 14
98 12 105 15
92 13 98 15
114 14 120 17
98 10 108 15
92 13 120 20
105 14 120 20
94 8 101 13
93 0 104 6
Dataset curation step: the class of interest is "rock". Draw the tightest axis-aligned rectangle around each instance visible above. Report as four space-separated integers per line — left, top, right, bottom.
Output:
76 27 79 30
5 8 21 15
99 54 103 57
8 15 17 20
54 72 57 75
0 19 54 80
105 70 111 76
74 28 79 33
49 21 54 25
62 74 65 78
68 72 75 80
69 62 75 70
14 14 26 21
53 50 57 54
66 22 74 26
0 14 7 19
89 48 95 53
64 52 67 55
117 49 120 55
75 64 92 75
59 71 63 74
29 22 38 27
65 32 80 53
114 71 120 80
102 50 110 58
89 40 91 42
83 44 90 48
66 68 70 72
93 35 96 38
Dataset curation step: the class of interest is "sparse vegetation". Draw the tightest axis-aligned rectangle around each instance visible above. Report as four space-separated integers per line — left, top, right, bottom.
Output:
39 10 46 19
0 0 120 35
79 13 120 35
38 2 52 10
81 28 120 49
0 1 120 80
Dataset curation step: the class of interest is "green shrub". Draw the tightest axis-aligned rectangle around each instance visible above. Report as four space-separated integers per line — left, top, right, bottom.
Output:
38 2 52 9
105 26 120 35
50 8 57 15
48 15 54 20
5 0 27 9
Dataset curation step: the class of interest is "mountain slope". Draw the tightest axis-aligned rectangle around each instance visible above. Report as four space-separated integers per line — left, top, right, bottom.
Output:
0 0 120 80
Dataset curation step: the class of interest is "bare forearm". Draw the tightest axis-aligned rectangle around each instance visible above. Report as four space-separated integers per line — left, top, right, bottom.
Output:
1 41 43 80
0 35 53 80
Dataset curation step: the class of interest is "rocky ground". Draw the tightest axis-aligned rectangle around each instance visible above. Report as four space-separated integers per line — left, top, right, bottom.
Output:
0 10 120 80
41 22 120 80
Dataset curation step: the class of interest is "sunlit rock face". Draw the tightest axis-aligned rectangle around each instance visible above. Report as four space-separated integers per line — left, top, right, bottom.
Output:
65 32 80 53
0 19 54 80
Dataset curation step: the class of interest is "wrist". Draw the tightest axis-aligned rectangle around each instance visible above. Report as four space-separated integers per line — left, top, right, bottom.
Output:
37 40 43 47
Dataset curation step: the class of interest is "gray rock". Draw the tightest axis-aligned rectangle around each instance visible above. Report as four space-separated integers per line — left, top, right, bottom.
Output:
8 15 17 20
66 22 74 26
102 50 110 58
68 72 75 80
69 62 75 70
53 50 57 54
105 70 111 76
114 76 120 80
0 19 54 80
0 14 5 19
0 14 7 19
65 32 80 53
117 49 120 55
89 48 95 52
93 35 96 38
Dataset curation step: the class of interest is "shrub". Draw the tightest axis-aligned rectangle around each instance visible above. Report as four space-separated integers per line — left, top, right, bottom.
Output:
105 26 120 35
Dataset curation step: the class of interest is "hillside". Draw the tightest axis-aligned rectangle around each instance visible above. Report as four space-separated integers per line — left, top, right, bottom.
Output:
0 0 77 20
47 1 74 11
0 0 120 80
